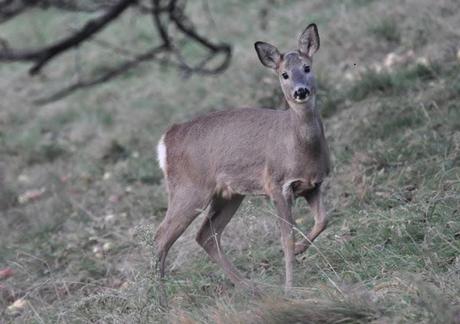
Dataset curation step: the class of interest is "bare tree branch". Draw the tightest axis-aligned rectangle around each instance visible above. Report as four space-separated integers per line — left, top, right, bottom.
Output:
151 0 171 48
34 45 167 104
0 0 30 23
43 0 121 13
0 0 137 74
0 0 120 20
0 0 232 103
166 0 231 74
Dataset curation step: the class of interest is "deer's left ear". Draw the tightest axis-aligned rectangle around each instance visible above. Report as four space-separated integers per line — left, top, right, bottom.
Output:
298 23 320 57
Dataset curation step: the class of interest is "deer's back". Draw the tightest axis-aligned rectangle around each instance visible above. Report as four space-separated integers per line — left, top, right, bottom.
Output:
161 108 330 196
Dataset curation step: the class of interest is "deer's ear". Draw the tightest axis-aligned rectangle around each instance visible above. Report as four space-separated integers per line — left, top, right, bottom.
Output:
254 41 281 69
298 23 320 57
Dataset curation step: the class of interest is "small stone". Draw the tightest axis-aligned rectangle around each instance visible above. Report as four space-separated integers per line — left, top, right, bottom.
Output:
416 57 429 66
17 174 30 184
102 242 113 252
344 72 355 81
7 298 27 315
384 52 398 68
103 172 111 180
104 213 116 224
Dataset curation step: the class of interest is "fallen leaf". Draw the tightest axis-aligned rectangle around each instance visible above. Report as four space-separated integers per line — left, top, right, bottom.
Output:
0 268 14 280
18 187 46 204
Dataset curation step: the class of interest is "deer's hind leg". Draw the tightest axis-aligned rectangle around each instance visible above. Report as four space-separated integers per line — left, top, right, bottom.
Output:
196 194 251 289
154 184 212 278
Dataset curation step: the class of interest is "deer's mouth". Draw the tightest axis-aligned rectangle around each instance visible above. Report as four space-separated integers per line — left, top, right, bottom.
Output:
293 96 311 103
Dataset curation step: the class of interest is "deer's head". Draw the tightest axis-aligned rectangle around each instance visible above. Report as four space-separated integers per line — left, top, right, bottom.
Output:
255 24 320 106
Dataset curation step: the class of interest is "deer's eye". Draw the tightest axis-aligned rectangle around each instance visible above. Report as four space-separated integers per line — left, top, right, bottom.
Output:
282 72 289 79
304 65 311 73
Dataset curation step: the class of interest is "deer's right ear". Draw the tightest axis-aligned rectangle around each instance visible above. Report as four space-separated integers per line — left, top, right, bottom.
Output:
254 41 281 69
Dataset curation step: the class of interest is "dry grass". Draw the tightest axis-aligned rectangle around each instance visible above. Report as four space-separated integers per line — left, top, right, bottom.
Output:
1 0 460 322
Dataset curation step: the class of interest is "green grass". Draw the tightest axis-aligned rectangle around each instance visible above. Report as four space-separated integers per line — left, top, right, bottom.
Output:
368 18 401 44
348 63 439 101
1 0 459 322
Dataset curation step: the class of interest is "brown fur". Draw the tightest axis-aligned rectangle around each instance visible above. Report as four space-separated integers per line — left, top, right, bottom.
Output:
164 108 329 195
154 23 331 292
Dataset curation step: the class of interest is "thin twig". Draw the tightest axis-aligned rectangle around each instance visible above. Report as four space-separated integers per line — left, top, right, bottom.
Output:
34 45 167 104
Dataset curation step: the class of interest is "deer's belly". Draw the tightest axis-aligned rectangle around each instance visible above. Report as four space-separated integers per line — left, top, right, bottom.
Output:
215 173 266 197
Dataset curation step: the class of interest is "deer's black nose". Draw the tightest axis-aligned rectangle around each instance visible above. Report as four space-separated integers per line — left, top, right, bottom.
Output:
294 87 310 100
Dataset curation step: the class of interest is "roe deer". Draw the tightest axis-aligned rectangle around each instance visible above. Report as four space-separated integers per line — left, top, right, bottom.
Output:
154 23 331 291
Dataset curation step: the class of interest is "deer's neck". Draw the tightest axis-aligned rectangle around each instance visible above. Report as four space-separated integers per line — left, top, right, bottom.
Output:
287 97 322 142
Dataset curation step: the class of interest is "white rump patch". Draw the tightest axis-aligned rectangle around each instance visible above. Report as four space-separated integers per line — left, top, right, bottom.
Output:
157 134 167 175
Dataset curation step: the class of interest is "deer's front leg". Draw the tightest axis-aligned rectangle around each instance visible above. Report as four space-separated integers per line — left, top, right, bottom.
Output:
271 190 295 291
295 185 328 255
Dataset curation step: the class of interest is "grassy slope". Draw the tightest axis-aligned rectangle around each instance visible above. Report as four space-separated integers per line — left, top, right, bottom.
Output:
0 0 459 323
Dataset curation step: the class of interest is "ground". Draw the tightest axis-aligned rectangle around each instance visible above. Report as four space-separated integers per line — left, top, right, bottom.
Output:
0 0 459 323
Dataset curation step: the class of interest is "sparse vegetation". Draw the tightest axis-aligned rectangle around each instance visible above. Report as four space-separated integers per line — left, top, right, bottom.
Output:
1 0 460 323
368 18 401 44
348 63 440 101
